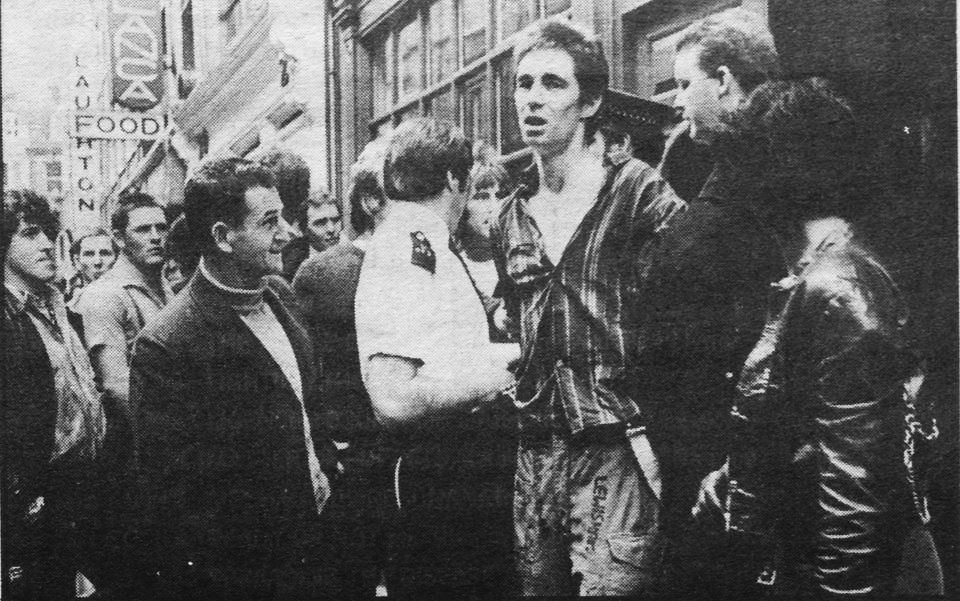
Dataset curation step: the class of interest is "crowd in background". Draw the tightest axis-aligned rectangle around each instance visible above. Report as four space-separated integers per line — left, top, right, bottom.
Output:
1 8 950 600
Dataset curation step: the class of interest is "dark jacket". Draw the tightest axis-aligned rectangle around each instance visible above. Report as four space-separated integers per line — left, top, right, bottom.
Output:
128 271 339 600
2 289 92 598
293 242 378 446
634 162 784 529
726 230 941 595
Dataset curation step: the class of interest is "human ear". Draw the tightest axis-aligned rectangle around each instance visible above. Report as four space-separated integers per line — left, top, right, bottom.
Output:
716 65 741 100
579 95 602 120
211 222 234 254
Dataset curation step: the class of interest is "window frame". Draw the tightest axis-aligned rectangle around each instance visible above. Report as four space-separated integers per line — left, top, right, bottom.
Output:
364 0 573 154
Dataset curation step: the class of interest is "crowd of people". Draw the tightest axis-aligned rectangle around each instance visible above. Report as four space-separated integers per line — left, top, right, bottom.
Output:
1 9 947 599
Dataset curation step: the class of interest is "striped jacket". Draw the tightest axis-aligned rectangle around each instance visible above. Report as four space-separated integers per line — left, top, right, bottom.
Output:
493 157 686 437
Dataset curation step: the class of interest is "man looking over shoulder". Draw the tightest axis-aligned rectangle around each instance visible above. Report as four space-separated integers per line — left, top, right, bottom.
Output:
127 158 340 599
492 21 685 596
75 192 168 439
634 8 785 591
356 118 519 597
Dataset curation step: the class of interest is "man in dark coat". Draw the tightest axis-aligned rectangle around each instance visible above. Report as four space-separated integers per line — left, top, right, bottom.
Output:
634 8 784 591
2 189 107 600
127 157 340 600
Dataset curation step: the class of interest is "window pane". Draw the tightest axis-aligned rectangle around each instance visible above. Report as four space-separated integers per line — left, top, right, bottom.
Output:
461 2 487 66
429 0 456 84
459 72 489 145
372 33 393 115
650 28 685 102
426 87 455 123
495 56 523 154
544 0 572 17
46 162 62 177
398 17 423 97
500 0 533 40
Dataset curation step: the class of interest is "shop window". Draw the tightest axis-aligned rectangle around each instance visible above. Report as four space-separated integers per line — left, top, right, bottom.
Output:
500 0 534 40
461 2 488 66
398 17 423 98
429 0 456 84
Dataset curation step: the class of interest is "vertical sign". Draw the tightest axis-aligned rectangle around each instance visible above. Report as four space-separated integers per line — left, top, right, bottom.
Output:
69 54 103 233
109 0 163 111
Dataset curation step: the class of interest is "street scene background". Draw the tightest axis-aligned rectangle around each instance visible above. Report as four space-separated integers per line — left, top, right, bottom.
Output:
2 0 957 596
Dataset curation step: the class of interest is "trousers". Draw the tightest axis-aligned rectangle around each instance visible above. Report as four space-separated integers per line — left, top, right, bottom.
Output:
514 433 663 596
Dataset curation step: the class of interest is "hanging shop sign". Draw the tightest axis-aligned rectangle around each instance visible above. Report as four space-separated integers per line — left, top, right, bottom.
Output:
109 0 163 111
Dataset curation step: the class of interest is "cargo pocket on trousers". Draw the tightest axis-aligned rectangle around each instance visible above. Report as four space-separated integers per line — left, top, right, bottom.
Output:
596 532 663 595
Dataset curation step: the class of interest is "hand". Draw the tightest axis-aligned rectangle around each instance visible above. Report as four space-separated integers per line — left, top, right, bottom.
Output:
692 459 729 526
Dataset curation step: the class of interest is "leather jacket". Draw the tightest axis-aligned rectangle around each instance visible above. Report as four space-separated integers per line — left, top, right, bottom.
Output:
725 222 934 595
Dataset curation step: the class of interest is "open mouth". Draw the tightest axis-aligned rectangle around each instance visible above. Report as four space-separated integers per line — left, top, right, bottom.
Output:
523 116 547 127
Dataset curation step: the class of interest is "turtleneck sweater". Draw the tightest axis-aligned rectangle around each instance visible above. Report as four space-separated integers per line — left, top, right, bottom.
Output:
198 258 329 514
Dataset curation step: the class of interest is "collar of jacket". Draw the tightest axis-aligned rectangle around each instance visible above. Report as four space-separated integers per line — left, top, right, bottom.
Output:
4 281 58 317
509 153 630 206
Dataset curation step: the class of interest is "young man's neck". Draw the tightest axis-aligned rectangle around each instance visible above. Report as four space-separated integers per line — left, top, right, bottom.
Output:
3 265 51 298
201 254 264 291
121 253 163 286
534 133 602 194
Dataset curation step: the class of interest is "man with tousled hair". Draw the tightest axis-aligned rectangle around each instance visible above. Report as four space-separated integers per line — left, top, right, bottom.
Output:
356 118 519 596
2 190 106 600
492 20 685 595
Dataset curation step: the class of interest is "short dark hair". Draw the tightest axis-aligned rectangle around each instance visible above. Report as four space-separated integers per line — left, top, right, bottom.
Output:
259 149 310 225
70 228 116 260
112 191 165 233
384 118 473 201
515 20 609 139
676 8 781 94
2 189 58 260
183 157 276 253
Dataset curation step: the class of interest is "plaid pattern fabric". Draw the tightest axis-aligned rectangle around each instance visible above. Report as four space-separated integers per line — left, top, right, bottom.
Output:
493 158 686 436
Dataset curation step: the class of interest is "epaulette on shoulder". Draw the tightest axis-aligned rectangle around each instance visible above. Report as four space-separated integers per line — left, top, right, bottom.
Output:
409 231 436 274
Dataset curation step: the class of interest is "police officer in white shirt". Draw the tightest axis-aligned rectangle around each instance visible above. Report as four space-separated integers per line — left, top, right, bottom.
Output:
355 118 519 596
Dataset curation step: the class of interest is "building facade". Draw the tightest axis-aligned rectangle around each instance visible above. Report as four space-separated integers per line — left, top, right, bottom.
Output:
325 0 770 200
116 0 330 211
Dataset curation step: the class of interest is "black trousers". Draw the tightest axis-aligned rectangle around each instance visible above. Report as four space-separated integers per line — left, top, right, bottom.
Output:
386 411 517 598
